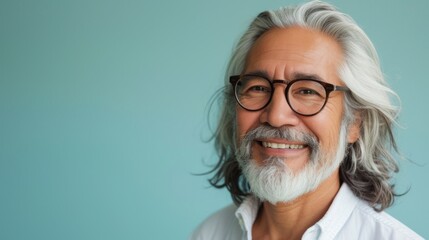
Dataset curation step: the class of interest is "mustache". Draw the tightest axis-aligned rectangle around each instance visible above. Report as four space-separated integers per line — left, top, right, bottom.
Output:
241 125 319 150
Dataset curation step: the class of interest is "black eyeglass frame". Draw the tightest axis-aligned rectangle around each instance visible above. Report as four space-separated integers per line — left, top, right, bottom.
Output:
229 74 350 116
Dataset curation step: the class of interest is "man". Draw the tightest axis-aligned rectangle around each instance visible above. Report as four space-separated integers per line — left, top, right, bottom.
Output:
192 1 422 240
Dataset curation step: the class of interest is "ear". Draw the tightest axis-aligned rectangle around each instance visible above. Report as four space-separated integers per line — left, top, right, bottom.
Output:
347 112 361 144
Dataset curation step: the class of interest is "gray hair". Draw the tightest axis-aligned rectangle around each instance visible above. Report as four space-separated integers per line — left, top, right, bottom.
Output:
208 0 400 211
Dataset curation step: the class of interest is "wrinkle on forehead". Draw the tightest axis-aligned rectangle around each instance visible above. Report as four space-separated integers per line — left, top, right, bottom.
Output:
244 27 343 84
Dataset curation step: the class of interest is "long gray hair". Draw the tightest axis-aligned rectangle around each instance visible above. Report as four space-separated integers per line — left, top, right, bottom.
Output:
208 0 400 211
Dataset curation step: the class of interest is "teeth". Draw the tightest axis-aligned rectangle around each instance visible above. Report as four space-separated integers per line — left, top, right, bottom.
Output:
262 141 304 149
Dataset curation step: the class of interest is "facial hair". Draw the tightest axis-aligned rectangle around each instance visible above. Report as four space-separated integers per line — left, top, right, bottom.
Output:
236 123 348 204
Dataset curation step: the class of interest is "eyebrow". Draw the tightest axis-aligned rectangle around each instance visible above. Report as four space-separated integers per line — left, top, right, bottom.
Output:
292 73 325 82
242 70 270 79
243 70 326 82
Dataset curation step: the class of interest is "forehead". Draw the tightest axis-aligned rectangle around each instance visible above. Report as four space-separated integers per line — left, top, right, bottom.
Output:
244 27 344 84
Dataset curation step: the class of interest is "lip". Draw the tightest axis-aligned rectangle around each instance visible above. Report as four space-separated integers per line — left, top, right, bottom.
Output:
253 139 309 158
261 141 306 149
255 138 308 147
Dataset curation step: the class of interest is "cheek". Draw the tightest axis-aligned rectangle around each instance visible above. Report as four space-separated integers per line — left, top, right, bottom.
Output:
306 106 343 150
236 108 260 139
323 125 341 150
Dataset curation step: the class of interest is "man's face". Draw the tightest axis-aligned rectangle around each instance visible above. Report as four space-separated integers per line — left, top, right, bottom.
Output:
235 27 359 202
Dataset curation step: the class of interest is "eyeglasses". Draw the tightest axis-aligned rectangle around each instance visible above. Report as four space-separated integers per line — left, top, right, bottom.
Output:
229 74 349 116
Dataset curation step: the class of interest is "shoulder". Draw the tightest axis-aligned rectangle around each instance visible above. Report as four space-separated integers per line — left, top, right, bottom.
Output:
190 204 242 240
338 199 423 240
320 184 423 240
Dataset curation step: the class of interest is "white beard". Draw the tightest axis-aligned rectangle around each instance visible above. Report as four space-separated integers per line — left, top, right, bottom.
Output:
237 124 348 204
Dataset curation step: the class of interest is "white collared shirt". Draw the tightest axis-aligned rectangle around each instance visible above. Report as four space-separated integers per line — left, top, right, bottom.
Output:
191 184 423 240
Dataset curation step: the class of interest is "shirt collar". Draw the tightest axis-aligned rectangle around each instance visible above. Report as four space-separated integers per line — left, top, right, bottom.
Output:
233 183 359 239
315 183 359 239
235 195 260 238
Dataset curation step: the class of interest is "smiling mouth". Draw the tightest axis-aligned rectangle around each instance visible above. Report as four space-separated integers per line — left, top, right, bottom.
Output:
259 141 306 149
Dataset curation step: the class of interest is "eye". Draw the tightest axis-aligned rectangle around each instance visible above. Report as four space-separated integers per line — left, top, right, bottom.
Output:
238 77 271 96
289 80 326 100
296 88 321 96
248 85 270 93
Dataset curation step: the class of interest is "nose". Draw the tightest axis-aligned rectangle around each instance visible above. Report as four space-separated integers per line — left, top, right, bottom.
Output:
260 85 300 128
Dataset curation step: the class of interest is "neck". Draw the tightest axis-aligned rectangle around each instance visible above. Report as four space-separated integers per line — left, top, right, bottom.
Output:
252 169 341 240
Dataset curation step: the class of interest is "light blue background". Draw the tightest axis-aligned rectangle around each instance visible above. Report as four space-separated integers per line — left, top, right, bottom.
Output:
1 0 428 239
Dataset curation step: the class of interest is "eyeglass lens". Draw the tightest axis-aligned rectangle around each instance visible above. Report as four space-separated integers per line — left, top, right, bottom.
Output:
235 76 328 115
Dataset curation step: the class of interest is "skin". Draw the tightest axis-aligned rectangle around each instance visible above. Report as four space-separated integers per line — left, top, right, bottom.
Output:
236 27 360 240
